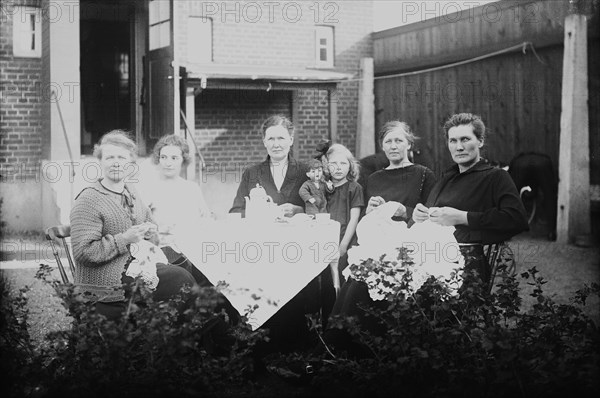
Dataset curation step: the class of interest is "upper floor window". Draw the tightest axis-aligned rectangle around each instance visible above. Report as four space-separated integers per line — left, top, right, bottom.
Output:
12 6 41 58
315 25 334 68
187 17 212 63
149 0 171 50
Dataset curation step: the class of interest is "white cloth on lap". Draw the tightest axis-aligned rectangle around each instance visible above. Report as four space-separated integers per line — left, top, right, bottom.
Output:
346 201 464 297
126 240 167 290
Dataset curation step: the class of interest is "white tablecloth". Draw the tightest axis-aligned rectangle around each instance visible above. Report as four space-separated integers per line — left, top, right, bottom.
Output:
176 219 340 330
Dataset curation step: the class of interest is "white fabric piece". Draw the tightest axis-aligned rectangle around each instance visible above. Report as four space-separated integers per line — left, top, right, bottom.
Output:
126 240 166 290
346 201 464 300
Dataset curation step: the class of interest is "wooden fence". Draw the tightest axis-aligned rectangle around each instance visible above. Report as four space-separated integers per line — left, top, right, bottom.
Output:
373 0 599 183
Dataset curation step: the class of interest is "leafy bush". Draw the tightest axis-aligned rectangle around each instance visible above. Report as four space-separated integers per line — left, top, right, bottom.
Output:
19 264 270 398
312 267 600 398
0 272 43 398
2 261 599 398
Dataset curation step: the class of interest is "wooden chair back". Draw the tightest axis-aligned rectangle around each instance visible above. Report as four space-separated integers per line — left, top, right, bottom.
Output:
45 225 75 284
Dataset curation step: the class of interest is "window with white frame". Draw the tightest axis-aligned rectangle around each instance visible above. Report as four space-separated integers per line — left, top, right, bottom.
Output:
187 17 213 63
149 0 171 51
315 26 334 68
12 6 41 58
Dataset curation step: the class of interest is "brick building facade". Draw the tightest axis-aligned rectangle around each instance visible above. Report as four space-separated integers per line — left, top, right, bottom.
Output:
175 0 373 166
1 0 43 180
0 0 374 231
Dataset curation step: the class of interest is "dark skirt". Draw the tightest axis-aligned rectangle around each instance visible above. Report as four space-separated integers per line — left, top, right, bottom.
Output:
459 244 490 287
153 262 196 301
322 277 387 357
161 246 241 324
93 255 196 320
328 278 387 332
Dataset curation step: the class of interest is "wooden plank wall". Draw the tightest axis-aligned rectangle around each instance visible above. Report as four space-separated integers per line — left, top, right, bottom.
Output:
373 0 599 183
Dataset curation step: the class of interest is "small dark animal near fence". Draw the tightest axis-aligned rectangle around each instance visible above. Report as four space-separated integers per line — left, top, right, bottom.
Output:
508 152 557 241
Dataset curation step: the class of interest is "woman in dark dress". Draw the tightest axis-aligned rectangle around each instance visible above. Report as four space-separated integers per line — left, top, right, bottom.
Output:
229 115 312 354
230 115 308 218
325 121 436 350
413 113 528 285
364 121 437 222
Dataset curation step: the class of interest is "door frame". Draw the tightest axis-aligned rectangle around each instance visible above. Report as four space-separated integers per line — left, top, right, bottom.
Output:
142 0 176 154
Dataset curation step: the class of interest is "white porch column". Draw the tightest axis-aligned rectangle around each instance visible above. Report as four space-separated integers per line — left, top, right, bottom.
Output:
47 0 81 161
184 87 197 182
40 0 81 230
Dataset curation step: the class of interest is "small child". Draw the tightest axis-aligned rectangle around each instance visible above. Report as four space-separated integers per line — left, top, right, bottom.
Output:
310 143 364 327
325 144 364 283
298 159 334 217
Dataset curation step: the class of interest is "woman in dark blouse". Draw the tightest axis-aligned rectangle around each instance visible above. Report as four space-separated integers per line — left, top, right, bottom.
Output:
365 121 436 222
413 113 528 284
325 121 436 349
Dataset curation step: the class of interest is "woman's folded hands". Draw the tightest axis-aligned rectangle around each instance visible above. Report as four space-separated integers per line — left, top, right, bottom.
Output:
413 203 468 227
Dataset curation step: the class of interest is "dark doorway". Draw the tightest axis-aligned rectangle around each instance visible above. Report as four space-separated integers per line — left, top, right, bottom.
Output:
80 10 131 154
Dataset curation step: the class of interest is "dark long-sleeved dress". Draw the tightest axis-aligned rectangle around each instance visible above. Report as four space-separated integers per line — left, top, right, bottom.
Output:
426 160 529 245
326 164 437 345
229 155 309 216
365 164 437 221
425 159 529 285
229 155 312 353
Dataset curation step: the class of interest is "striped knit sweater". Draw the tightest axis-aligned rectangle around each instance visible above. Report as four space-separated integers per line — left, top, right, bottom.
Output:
70 180 154 302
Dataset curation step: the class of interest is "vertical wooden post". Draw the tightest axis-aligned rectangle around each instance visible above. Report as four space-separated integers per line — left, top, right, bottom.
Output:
556 14 591 244
291 89 300 160
356 58 375 158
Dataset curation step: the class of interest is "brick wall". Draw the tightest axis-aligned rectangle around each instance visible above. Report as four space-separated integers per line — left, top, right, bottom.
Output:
193 89 291 166
177 0 373 163
0 6 43 182
295 88 330 160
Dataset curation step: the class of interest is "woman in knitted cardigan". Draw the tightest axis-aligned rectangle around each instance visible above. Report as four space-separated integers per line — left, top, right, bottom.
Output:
70 130 195 319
